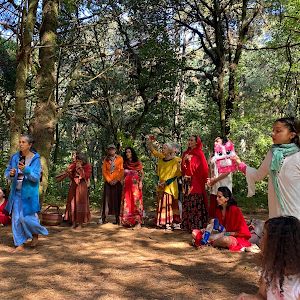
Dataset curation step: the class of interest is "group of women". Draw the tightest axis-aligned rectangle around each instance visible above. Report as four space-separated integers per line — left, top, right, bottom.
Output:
147 135 209 232
1 116 300 300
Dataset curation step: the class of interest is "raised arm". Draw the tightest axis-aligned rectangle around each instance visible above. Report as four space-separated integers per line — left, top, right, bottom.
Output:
234 151 271 197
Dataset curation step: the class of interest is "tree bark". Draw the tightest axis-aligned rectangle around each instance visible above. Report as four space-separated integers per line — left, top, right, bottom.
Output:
29 0 59 203
10 0 38 154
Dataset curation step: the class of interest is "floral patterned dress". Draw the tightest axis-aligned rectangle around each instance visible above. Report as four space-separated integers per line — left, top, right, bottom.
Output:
120 160 144 227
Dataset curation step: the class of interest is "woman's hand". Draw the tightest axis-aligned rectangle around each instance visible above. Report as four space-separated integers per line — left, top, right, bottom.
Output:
184 154 192 161
231 155 242 165
10 168 16 177
184 175 191 181
18 162 25 171
158 181 166 188
76 160 83 168
138 181 143 190
207 177 216 187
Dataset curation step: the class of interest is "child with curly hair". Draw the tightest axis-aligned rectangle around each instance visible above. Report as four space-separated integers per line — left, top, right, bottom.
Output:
237 216 300 299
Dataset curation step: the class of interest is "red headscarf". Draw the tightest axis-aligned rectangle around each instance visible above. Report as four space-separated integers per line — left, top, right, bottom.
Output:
182 135 204 158
124 160 143 171
182 135 208 194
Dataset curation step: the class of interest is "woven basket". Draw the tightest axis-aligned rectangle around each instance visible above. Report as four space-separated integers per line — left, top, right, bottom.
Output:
41 205 63 226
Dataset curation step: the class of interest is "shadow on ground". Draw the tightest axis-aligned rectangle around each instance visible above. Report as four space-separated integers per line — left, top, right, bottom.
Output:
0 213 261 300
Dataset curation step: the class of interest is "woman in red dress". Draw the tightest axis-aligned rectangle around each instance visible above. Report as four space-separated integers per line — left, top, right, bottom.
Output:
120 147 144 227
59 152 92 229
212 186 251 251
181 135 209 231
0 188 10 226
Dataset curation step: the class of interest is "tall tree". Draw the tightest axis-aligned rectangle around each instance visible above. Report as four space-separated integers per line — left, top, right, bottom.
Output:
29 0 59 201
10 0 38 153
171 0 263 135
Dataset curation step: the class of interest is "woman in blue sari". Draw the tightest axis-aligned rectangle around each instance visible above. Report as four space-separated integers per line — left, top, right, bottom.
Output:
5 134 48 252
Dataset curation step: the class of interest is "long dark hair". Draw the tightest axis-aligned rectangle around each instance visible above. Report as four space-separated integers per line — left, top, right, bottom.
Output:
261 216 300 294
123 147 139 163
75 152 88 165
275 117 300 148
217 186 237 207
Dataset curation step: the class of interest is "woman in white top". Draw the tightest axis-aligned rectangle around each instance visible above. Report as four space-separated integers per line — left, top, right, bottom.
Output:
207 136 232 218
236 216 300 300
234 117 300 220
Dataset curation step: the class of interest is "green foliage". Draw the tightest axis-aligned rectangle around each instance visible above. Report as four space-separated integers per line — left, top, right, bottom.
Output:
0 37 16 94
1 0 299 215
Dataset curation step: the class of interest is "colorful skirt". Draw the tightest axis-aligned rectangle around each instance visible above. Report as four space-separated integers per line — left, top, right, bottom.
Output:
182 193 208 232
120 173 143 227
156 189 181 226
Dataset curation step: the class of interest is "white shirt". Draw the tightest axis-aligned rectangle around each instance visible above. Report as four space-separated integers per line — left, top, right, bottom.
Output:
245 150 300 219
266 275 300 300
209 159 232 195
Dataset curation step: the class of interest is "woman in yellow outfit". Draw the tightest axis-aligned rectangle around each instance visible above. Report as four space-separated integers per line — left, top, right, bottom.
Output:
148 141 181 230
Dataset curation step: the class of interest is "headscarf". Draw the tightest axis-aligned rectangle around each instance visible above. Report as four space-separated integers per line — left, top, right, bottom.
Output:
124 159 143 171
182 135 204 158
270 143 299 209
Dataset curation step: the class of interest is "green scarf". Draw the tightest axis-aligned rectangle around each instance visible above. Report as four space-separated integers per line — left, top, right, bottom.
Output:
270 143 299 209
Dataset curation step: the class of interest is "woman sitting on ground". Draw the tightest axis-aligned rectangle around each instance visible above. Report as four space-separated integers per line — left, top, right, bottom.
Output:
211 186 251 252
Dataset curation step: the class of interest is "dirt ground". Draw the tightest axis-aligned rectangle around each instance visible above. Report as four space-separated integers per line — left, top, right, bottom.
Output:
0 213 265 300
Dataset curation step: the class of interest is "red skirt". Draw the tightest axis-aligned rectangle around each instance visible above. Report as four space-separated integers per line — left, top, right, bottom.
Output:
120 173 143 226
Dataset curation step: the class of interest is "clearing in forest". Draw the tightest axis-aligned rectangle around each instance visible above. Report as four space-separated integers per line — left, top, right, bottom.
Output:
0 214 261 300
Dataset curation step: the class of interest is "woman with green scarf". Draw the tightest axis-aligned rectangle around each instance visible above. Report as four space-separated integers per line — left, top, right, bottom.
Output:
233 117 300 220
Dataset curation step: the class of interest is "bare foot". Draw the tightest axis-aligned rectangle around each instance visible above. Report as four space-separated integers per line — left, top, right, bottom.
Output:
11 245 25 253
30 234 39 247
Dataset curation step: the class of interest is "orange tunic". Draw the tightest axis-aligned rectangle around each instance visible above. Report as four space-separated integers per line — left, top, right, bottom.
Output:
102 155 124 183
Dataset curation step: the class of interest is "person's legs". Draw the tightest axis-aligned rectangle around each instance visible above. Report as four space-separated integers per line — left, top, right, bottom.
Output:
30 234 38 247
11 192 27 249
213 236 237 249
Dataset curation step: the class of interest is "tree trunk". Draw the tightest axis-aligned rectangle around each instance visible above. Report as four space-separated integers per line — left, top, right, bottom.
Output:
30 0 59 203
10 0 38 154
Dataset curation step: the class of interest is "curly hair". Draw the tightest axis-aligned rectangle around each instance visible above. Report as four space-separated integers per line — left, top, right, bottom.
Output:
261 216 300 294
123 147 139 163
